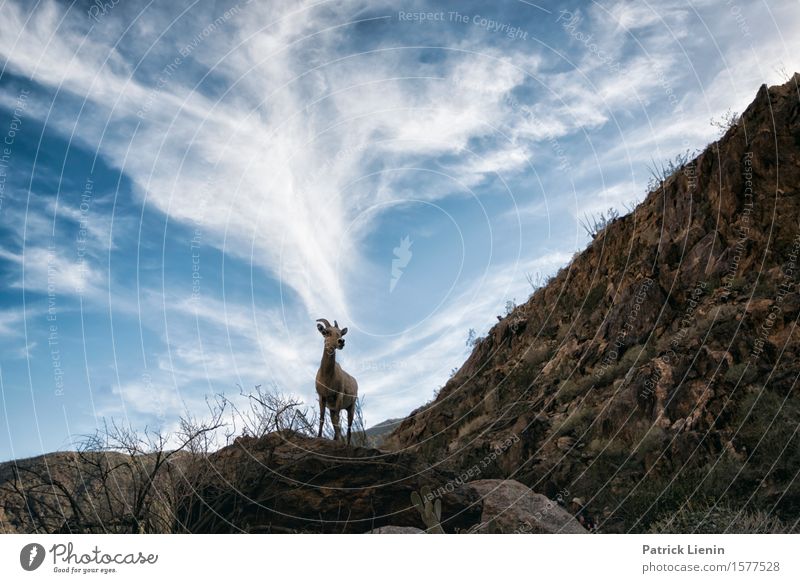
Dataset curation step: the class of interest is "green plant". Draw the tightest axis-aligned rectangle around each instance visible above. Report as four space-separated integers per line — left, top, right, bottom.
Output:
555 405 596 437
618 345 651 376
587 363 619 393
411 485 445 533
583 285 605 312
723 362 757 385
555 378 592 403
705 274 721 293
649 502 793 534
729 276 749 293
611 452 748 532
754 277 775 297
732 390 800 514
636 426 666 455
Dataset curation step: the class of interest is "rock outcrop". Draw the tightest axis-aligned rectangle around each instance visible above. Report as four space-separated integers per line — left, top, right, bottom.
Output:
175 432 483 533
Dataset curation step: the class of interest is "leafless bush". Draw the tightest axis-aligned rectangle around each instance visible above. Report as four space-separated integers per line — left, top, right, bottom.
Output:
224 383 316 438
622 199 641 214
504 298 517 315
646 150 693 192
350 396 368 447
178 395 230 454
526 271 554 299
1 400 226 534
579 207 619 239
466 327 484 347
709 108 740 137
526 271 544 292
773 63 792 83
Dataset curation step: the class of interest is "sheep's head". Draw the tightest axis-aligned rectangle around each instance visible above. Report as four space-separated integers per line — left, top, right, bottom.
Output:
316 318 348 352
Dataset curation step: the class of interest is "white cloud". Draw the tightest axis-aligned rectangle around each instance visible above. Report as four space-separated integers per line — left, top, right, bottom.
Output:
0 310 24 336
0 1 557 318
0 245 104 298
109 379 184 420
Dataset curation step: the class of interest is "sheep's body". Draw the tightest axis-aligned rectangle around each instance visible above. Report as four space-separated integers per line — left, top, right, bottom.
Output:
315 318 359 444
316 363 357 410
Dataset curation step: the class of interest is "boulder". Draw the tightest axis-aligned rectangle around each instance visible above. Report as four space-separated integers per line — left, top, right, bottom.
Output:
469 479 587 534
367 526 425 534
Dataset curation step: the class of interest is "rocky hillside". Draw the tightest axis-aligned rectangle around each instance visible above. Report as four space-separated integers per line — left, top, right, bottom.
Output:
0 449 184 534
1 432 587 534
386 75 800 532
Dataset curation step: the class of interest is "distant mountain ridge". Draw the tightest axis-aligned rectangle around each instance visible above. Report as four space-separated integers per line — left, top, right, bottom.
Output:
364 418 404 447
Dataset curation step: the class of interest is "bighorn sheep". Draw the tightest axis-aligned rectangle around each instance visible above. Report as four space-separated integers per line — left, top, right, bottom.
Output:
315 318 358 445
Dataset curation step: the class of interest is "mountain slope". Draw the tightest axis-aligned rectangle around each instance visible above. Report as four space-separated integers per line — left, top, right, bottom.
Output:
386 75 800 532
364 418 404 447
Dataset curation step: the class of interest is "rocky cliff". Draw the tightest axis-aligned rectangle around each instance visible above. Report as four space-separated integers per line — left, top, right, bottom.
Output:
386 75 800 532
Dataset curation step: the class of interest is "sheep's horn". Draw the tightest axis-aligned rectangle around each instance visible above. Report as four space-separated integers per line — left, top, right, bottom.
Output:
334 320 339 328
316 318 331 328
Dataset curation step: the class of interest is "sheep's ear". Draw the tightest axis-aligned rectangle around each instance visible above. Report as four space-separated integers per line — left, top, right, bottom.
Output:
340 327 348 336
317 323 328 335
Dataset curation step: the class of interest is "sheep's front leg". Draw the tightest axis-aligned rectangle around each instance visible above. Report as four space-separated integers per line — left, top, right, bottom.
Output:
317 398 326 438
346 404 354 446
330 409 341 441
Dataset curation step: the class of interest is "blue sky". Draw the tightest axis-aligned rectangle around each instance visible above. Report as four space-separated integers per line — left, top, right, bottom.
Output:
1 0 798 460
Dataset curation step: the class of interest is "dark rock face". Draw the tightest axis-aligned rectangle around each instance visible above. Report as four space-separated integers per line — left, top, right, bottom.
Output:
175 432 482 533
386 75 800 532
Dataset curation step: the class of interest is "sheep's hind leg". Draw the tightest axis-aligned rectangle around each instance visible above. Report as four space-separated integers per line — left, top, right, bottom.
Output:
317 399 326 438
330 409 341 441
